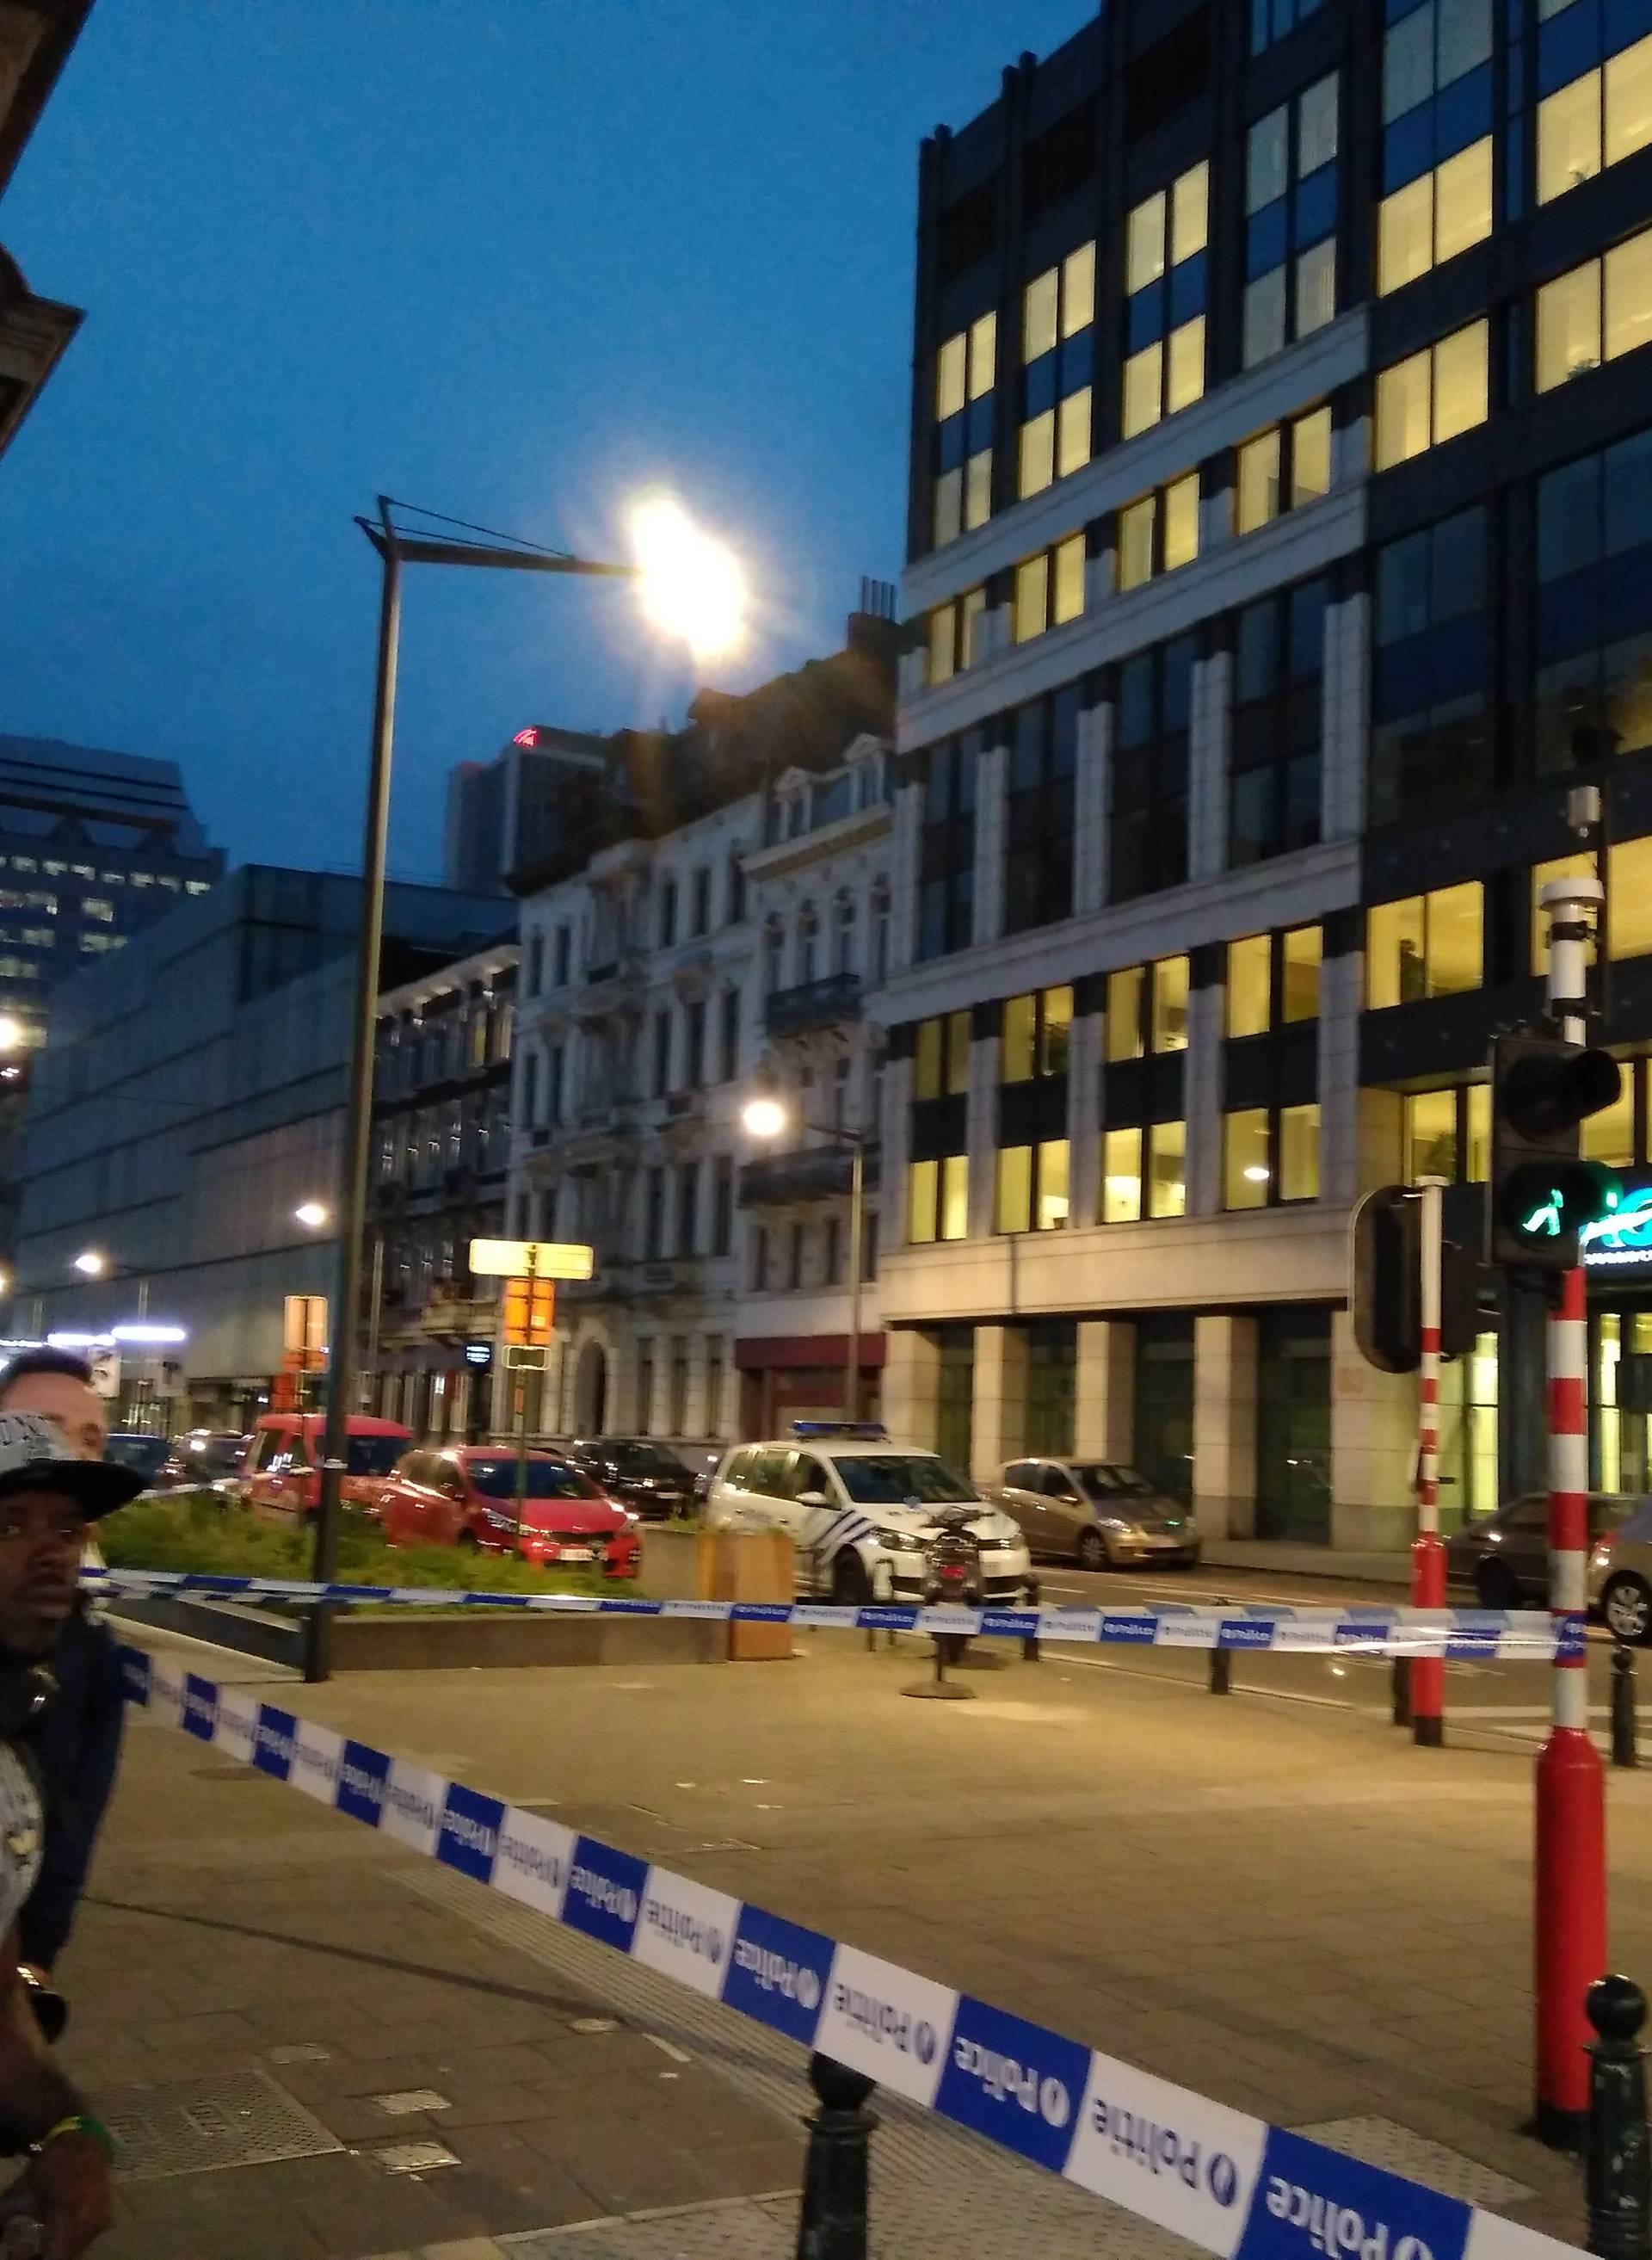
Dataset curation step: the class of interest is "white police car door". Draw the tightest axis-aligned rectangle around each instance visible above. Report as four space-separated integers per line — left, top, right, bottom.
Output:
786 1452 882 1593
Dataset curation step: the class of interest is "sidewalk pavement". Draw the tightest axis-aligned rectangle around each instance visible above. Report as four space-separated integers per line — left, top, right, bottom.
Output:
55 1619 1652 2253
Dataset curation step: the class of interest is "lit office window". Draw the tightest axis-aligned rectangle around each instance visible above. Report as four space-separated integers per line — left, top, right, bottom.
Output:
1117 473 1201 591
1122 164 1210 439
1537 33 1652 206
1378 139 1492 294
1234 404 1333 534
1365 882 1483 1005
1013 534 1088 644
1535 225 1652 392
1373 320 1488 468
1019 241 1096 498
932 311 997 546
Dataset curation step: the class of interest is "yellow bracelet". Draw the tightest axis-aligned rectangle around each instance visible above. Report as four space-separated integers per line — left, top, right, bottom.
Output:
33 2114 115 2163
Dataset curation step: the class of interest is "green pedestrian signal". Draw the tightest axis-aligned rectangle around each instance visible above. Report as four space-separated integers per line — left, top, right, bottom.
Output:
1498 1158 1621 1254
1487 1032 1623 1271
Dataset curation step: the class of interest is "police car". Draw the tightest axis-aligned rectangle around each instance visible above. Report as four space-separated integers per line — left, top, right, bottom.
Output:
704 1423 1035 1607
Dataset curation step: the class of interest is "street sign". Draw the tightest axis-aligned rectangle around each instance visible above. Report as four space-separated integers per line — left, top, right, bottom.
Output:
467 1238 594 1281
463 1339 493 1371
502 1277 555 1346
504 1343 549 1371
284 1294 328 1369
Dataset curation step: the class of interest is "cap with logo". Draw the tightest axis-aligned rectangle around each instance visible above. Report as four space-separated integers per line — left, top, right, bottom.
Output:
0 1412 146 1520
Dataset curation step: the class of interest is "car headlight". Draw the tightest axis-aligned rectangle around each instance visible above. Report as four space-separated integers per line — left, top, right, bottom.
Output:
484 1507 518 1534
881 1530 925 1557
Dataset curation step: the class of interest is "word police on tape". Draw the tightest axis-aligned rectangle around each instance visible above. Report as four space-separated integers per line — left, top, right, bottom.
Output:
97 1570 1581 1661
120 1646 1576 2260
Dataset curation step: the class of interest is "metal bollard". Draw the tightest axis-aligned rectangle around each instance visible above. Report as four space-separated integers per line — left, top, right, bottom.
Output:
1024 1574 1042 1664
1585 1975 1650 2260
1392 1654 1414 1730
1612 1643 1641 1770
1208 1642 1232 1695
796 2053 877 2260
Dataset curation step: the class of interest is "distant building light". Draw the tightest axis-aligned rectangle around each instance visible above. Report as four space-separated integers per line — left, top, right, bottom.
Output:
512 728 540 748
111 1323 188 1345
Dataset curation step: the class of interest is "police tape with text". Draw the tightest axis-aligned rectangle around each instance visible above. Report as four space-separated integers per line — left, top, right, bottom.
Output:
94 1567 1581 1659
120 1642 1584 2260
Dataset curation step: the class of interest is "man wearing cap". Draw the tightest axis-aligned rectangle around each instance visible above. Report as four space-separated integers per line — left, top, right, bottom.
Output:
0 1355 125 1992
0 1408 139 2253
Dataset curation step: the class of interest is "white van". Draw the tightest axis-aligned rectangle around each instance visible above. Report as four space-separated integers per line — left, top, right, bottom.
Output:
704 1423 1034 1607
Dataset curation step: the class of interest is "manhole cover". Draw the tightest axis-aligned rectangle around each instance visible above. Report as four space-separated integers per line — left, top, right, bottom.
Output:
103 2069 343 2183
1292 2116 1532 2206
373 2140 459 2175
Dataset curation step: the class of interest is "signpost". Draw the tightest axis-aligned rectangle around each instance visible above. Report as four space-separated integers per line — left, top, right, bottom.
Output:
468 1240 593 1536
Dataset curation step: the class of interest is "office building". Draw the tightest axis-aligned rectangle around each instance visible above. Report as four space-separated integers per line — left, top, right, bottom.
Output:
11 866 503 1420
0 733 224 1033
873 0 1652 1547
442 726 612 897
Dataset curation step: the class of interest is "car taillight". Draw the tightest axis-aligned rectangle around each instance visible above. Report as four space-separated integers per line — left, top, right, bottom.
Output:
938 1560 969 1587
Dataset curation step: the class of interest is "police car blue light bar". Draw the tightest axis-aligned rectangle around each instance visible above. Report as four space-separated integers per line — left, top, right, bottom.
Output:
789 1419 890 1439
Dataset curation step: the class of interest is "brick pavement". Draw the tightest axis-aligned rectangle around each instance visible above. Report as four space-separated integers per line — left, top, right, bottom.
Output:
46 1621 1652 2253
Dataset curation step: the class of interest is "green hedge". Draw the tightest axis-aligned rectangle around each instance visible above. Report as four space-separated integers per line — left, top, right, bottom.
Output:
100 1491 615 1600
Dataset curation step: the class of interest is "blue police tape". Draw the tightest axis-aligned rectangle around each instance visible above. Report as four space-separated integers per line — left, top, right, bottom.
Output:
120 1640 1577 2260
96 1568 1584 1660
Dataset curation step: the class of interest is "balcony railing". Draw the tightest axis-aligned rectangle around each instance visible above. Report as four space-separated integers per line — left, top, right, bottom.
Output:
764 972 863 1038
739 1143 880 1207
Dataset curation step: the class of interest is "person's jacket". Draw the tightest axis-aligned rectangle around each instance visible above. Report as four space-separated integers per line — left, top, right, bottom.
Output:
19 1609 124 1969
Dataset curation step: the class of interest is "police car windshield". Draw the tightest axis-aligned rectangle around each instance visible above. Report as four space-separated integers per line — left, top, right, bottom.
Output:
835 1454 977 1505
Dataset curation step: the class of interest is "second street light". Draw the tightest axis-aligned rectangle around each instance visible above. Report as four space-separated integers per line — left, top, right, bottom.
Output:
742 1088 870 1423
308 492 746 1681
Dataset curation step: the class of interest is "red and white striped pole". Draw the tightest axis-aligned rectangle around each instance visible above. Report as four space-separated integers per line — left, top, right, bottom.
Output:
1534 874 1607 2146
1411 1174 1446 1747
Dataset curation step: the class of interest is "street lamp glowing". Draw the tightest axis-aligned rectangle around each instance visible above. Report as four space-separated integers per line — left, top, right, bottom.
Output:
631 497 746 659
0 1016 23 1055
72 1250 107 1278
742 1096 789 1141
294 1201 330 1230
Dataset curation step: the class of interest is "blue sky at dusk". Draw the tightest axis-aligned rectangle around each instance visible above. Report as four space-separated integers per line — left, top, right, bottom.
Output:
0 2 1092 880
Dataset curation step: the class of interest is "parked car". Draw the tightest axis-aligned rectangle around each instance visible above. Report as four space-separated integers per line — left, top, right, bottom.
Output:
241 1413 412 1520
993 1458 1199 1569
703 1421 1034 1607
103 1432 189 1491
561 1436 698 1520
1593 1497 1652 1642
1445 1491 1637 1609
372 1446 641 1578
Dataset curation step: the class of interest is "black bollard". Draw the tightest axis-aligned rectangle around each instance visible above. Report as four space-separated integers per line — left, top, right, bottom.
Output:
1392 1654 1414 1729
1612 1644 1641 1770
1024 1574 1042 1664
796 2053 877 2260
1209 1642 1232 1695
1586 1975 1650 2260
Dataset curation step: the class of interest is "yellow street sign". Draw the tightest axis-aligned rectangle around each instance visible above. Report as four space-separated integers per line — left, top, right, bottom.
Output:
468 1238 594 1281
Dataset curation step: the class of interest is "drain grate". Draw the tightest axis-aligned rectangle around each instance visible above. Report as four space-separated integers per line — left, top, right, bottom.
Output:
1292 2116 1532 2207
103 2068 343 2183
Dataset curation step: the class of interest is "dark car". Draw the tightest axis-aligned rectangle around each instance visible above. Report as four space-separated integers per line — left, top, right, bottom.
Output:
562 1436 697 1520
1445 1491 1636 1608
103 1431 188 1491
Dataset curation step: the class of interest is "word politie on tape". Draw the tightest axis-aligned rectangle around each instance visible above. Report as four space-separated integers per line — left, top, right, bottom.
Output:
92 1571 1581 1660
120 1644 1577 2260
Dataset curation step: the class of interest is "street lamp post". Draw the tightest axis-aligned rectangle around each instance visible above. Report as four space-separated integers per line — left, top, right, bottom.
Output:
308 496 743 1682
743 1094 871 1425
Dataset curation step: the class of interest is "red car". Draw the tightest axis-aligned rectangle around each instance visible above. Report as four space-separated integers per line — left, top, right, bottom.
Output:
373 1446 642 1578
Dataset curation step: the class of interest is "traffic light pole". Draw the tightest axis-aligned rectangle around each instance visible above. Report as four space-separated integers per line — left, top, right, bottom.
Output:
1411 1176 1447 1748
1535 874 1608 2146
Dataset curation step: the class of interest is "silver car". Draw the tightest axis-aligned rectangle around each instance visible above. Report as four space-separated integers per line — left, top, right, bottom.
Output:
995 1458 1200 1570
1594 1497 1652 1643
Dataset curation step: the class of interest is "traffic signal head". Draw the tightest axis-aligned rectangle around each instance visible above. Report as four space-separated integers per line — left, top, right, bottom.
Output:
1351 1186 1486 1373
1487 1031 1622 1269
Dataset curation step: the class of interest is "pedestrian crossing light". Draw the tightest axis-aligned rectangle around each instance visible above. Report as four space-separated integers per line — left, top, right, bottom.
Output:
1488 1030 1622 1269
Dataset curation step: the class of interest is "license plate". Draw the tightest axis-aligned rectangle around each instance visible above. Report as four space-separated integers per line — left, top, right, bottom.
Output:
552 1546 594 1562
